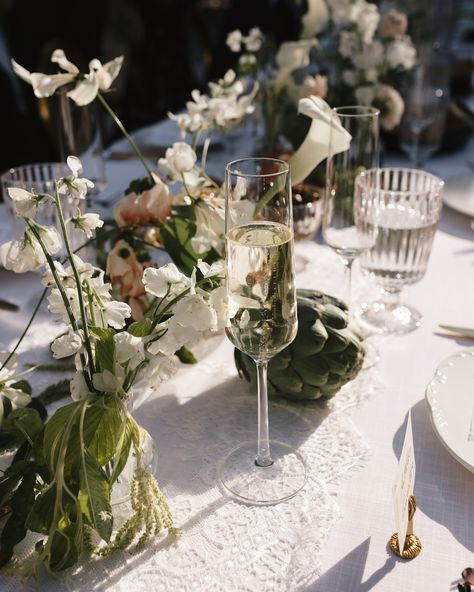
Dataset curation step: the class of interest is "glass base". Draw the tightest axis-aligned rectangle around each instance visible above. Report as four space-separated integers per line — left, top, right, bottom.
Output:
218 441 307 506
359 300 422 335
362 340 380 370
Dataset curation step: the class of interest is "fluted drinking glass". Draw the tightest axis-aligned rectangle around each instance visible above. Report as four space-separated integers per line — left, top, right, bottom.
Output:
218 157 307 505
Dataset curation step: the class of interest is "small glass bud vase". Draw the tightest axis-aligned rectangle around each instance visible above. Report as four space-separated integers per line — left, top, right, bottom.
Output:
292 183 324 241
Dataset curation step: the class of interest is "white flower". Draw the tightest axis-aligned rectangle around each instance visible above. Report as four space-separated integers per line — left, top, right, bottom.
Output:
239 54 257 67
70 212 103 238
299 74 328 99
226 30 243 52
197 259 225 279
342 69 358 86
191 197 225 255
12 49 123 107
48 286 80 322
57 156 95 199
364 68 378 83
93 367 126 394
338 31 359 59
102 300 131 329
70 371 91 401
355 84 404 130
144 354 176 390
209 286 239 330
147 319 199 356
385 38 416 70
158 142 201 189
36 225 62 254
51 330 83 359
356 1 380 44
351 41 384 70
274 40 316 89
168 111 205 138
114 332 145 370
0 353 32 423
143 264 193 299
244 27 264 52
0 232 46 273
172 293 216 331
7 187 45 219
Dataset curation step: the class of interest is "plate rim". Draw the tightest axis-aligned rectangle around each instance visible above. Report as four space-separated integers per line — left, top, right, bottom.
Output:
443 173 474 217
425 349 474 473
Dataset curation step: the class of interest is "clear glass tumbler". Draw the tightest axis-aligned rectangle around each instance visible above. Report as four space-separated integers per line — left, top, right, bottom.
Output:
357 167 444 334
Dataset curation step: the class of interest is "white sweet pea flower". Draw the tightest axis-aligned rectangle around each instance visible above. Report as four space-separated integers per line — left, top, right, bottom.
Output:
51 330 83 359
57 156 95 199
114 332 145 370
0 353 32 423
147 319 199 356
70 212 103 238
101 300 132 329
209 286 239 330
197 259 225 279
0 231 47 273
8 187 46 219
48 286 81 322
226 30 243 52
70 371 91 401
144 354 176 390
159 142 196 176
143 264 193 299
191 197 225 255
172 293 216 331
12 49 124 107
36 225 62 255
168 111 205 138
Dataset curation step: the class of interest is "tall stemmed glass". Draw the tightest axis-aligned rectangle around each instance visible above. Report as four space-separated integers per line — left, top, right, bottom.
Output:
322 106 380 309
219 157 307 505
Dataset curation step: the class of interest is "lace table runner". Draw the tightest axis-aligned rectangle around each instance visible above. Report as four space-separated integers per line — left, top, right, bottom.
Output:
0 242 384 591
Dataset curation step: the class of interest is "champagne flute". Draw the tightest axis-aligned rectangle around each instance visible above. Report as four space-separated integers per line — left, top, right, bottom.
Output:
322 106 380 366
218 157 307 505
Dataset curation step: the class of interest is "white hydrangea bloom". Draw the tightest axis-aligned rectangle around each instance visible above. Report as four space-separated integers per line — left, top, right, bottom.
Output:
244 27 264 52
339 31 359 58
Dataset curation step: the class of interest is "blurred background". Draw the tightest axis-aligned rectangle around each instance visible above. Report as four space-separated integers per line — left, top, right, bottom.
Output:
0 0 472 173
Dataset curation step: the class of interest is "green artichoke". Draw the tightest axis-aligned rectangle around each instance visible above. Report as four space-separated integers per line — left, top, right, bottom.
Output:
234 289 365 401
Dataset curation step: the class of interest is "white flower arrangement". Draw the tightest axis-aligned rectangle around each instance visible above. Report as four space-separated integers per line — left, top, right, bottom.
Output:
0 156 230 576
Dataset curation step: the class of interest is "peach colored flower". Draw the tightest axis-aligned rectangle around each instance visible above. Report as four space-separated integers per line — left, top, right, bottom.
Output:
107 239 147 298
114 174 172 227
379 9 407 38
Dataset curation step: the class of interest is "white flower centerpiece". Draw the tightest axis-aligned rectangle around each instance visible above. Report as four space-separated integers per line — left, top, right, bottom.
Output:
0 156 231 576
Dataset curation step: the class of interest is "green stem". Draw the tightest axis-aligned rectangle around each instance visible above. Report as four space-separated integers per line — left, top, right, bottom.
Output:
97 93 154 182
0 288 47 373
54 184 95 376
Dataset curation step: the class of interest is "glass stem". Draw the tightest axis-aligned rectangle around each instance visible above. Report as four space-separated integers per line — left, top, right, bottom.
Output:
342 257 355 312
382 286 403 308
255 359 273 467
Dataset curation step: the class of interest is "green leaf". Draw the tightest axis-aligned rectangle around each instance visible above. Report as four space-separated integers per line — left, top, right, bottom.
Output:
85 399 122 466
110 417 134 484
94 332 116 374
125 176 155 195
25 485 57 535
49 522 80 572
2 408 44 444
175 346 197 364
128 317 152 337
78 452 112 542
0 467 37 567
160 216 199 276
43 401 83 471
10 380 32 395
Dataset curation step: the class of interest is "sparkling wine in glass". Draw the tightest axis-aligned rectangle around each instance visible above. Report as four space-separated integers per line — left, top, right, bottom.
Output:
357 167 444 334
218 157 307 505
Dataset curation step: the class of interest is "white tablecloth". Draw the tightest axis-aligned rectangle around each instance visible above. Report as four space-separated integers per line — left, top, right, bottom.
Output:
0 125 473 591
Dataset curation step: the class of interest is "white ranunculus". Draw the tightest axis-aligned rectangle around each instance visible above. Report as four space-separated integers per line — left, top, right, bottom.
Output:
51 331 83 359
244 27 264 52
351 40 384 70
70 212 104 238
357 1 380 44
172 293 216 331
102 300 132 330
226 30 243 52
143 264 193 299
385 38 416 71
114 332 146 370
8 187 44 219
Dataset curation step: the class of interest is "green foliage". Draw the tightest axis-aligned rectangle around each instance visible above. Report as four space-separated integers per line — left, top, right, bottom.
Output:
175 346 197 364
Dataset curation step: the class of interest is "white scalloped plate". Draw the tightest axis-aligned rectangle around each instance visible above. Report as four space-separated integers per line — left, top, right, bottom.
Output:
443 173 474 217
425 350 474 473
